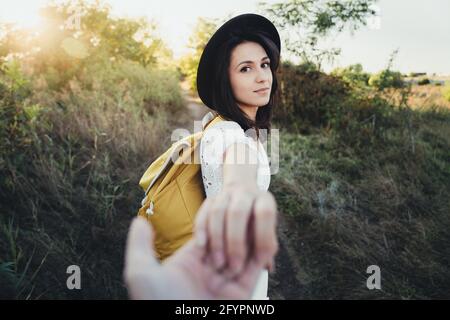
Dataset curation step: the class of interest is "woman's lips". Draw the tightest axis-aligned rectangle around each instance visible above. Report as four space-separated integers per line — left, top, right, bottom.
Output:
254 88 270 95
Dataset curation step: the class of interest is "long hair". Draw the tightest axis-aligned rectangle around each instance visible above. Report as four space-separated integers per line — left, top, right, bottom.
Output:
210 29 280 133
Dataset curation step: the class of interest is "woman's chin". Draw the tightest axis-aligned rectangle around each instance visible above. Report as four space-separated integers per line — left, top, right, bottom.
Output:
257 97 270 105
238 98 270 108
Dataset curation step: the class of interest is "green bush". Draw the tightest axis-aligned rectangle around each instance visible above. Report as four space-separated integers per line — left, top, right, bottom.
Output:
0 60 36 168
77 55 184 115
418 78 430 85
368 70 404 90
273 61 397 145
273 61 351 131
331 63 370 87
408 72 426 77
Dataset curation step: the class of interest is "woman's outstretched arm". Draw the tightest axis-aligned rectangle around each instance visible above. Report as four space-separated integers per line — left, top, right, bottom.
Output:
195 142 278 279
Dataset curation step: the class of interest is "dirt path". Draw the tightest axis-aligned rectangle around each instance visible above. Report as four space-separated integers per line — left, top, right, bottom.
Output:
180 81 210 124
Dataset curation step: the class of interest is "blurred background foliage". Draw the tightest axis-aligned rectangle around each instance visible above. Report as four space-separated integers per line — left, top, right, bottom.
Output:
1 0 449 299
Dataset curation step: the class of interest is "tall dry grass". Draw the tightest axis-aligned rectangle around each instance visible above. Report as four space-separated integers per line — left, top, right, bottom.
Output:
0 58 184 299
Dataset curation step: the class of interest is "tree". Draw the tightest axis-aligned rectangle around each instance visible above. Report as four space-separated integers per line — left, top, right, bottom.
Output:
258 0 379 70
0 0 174 90
178 17 220 93
36 0 169 66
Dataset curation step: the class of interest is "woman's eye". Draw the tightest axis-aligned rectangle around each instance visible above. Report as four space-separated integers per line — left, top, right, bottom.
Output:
240 63 270 73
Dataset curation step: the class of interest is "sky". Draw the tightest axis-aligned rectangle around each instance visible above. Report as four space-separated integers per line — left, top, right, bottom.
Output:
1 0 449 75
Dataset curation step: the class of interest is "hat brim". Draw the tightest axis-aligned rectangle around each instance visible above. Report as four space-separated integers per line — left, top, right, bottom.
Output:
196 14 281 110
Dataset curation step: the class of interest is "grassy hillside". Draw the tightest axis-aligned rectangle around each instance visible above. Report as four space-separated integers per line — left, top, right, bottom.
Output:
0 58 185 299
2 57 450 299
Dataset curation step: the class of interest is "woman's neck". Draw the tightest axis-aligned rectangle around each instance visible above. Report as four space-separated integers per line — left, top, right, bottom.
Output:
238 104 258 122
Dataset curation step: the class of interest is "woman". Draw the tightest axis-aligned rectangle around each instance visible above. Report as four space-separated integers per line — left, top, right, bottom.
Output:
195 13 281 299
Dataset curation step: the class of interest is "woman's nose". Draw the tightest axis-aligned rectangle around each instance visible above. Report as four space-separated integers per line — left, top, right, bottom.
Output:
256 68 270 82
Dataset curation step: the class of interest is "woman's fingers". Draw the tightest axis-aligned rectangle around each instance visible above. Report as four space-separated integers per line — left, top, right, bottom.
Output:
194 197 213 252
207 193 229 269
224 192 255 276
195 188 279 277
253 192 279 268
194 193 229 268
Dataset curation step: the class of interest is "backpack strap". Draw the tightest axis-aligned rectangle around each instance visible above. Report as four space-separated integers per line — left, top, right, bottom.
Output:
202 111 216 130
202 111 224 131
143 139 190 197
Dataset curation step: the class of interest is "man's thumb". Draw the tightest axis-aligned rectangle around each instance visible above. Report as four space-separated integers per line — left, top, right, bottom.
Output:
125 217 159 273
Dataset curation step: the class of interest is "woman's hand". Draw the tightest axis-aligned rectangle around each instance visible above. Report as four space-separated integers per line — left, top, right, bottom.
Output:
194 181 279 278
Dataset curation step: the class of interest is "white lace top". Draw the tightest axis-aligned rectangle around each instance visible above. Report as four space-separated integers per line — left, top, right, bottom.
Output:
199 111 271 300
200 112 271 197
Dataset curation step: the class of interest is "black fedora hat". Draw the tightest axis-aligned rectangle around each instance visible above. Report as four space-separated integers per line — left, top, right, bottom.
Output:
196 13 281 110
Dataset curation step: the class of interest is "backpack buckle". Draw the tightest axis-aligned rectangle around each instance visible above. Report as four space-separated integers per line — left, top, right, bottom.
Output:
146 201 154 216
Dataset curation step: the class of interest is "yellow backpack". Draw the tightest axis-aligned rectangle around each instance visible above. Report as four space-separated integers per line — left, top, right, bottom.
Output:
137 113 224 261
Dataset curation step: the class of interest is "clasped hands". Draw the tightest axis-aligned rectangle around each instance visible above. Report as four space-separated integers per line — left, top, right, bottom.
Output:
124 182 278 299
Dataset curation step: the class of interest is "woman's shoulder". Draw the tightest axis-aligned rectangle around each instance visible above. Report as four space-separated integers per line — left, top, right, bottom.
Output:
202 118 252 151
202 112 243 132
206 119 243 132
201 112 259 148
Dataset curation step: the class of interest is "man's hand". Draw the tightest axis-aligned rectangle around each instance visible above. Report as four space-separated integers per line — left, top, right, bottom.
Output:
124 216 263 300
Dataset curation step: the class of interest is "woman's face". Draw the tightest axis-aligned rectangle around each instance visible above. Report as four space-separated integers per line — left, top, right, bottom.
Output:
228 41 273 114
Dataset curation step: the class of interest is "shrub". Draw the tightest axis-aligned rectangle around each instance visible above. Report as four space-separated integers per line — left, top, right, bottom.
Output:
368 70 404 90
77 56 184 115
331 63 371 87
418 78 430 86
273 61 351 131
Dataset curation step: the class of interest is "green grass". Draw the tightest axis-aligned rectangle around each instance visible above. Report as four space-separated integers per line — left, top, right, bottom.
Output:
0 58 183 299
269 105 450 299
